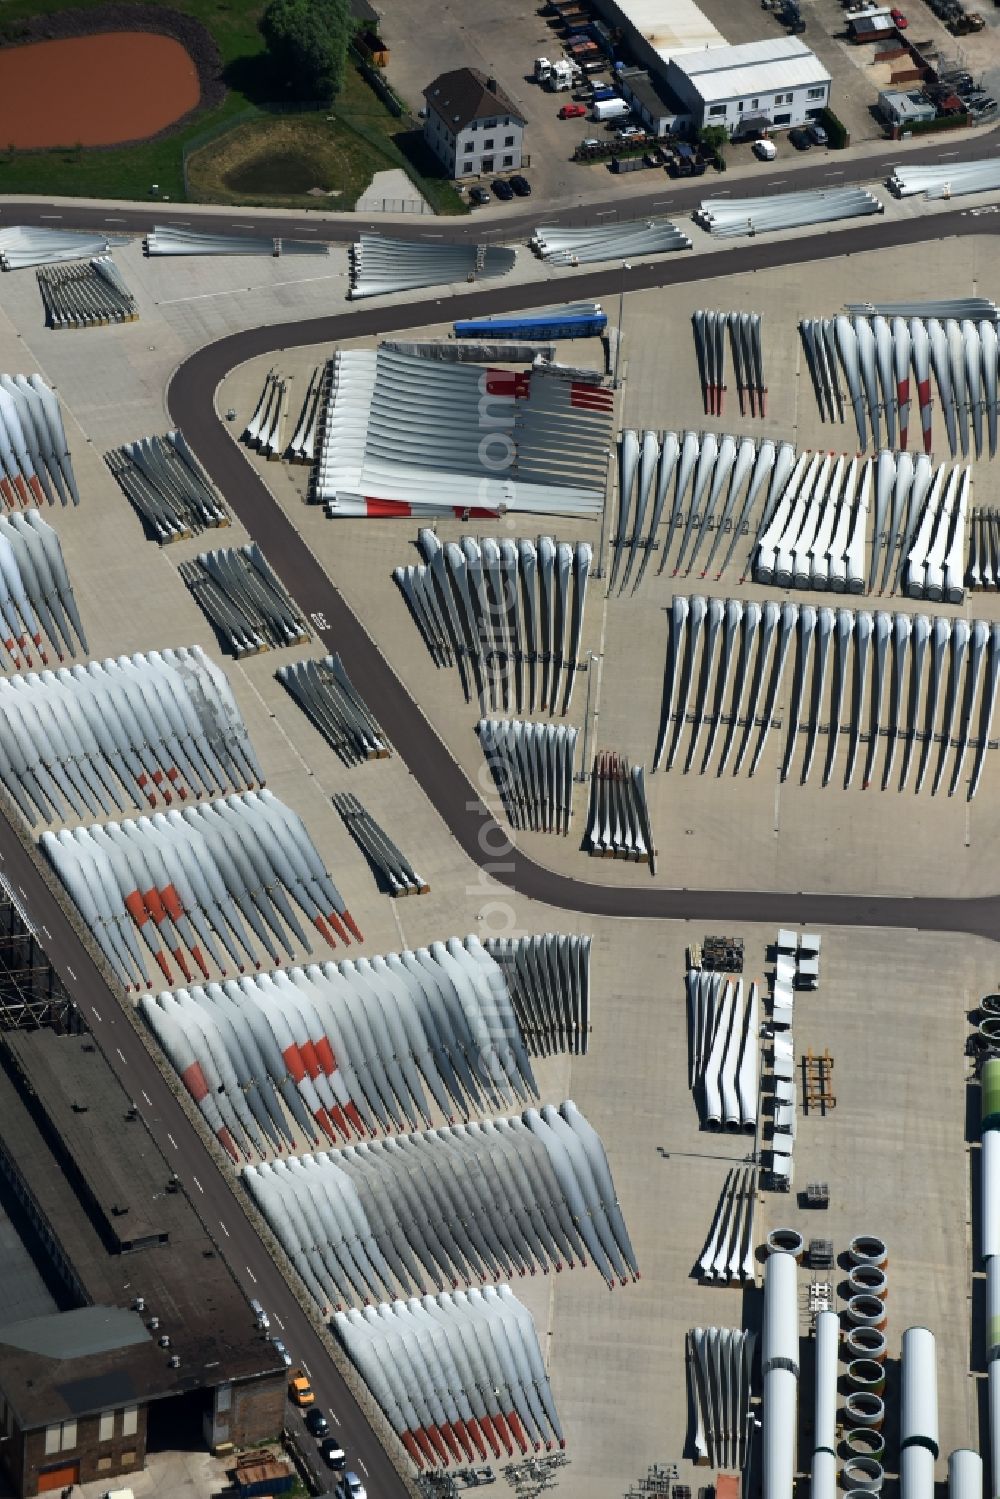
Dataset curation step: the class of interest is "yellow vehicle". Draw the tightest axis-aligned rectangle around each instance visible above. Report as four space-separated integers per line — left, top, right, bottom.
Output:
289 1370 315 1407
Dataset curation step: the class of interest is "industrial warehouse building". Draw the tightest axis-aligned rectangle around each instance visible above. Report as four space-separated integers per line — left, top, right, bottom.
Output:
0 1025 285 1497
423 67 526 180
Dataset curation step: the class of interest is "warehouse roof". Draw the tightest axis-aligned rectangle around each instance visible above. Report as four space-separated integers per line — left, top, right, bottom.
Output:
600 0 726 61
671 37 832 102
619 66 687 120
424 68 525 128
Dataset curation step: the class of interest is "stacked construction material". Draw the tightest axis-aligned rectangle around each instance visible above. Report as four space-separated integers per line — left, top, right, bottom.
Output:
801 301 1000 457
891 157 1000 200
277 655 389 764
696 186 882 238
0 508 85 668
776 928 821 992
36 257 138 329
334 1285 562 1468
396 529 592 714
686 972 759 1131
245 1100 638 1300
530 219 691 264
143 934 543 1152
484 933 590 1057
585 750 655 872
105 430 230 541
0 225 128 271
692 310 766 417
242 370 286 460
179 544 309 655
769 1030 796 1190
688 1326 756 1469
0 646 261 826
288 364 327 464
697 1167 757 1282
969 509 1000 590
0 373 79 507
333 792 428 895
314 346 614 519
753 450 968 601
349 233 516 300
656 596 1000 799
43 791 361 991
453 303 607 341
144 225 330 257
478 719 578 833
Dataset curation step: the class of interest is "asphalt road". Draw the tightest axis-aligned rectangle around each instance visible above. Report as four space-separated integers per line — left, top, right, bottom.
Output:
0 124 995 244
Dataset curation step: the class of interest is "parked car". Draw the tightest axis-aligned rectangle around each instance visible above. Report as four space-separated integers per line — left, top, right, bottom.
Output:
250 1298 269 1330
338 1473 368 1499
970 95 998 113
305 1407 330 1438
321 1439 348 1471
788 127 813 149
271 1338 292 1367
890 7 909 24
469 185 491 205
807 120 829 145
559 101 587 118
492 177 515 199
510 174 532 195
753 137 778 160
617 124 645 140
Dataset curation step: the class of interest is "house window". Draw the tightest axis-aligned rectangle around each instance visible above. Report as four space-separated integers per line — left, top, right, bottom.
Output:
468 120 477 130
505 134 514 145
503 154 513 166
807 86 825 98
44 1426 59 1456
483 138 494 149
99 1412 115 1442
709 104 726 115
774 111 791 124
751 97 760 107
122 1406 138 1438
97 1459 113 1474
45 1421 77 1453
463 161 473 174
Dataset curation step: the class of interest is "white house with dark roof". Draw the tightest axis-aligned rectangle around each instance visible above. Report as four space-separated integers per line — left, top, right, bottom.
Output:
423 67 526 179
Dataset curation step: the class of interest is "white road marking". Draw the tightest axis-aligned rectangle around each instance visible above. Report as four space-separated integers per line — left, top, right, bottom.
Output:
18 885 25 897
105 216 126 222
301 1361 311 1377
220 1220 230 1236
116 1047 127 1064
91 1006 102 1022
246 1266 257 1283
167 1132 178 1150
192 1176 204 1193
141 1090 152 1106
825 170 845 177
359 1461 369 1475
66 966 76 981
939 150 959 158
274 1314 284 1329
40 214 62 219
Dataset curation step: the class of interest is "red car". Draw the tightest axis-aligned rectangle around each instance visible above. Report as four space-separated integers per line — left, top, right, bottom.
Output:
559 102 587 118
890 7 908 24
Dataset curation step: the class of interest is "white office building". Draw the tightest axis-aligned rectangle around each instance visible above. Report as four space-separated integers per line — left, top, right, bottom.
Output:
666 37 832 136
423 67 526 181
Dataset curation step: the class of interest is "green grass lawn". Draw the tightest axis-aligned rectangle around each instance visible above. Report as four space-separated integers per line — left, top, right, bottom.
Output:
0 0 466 209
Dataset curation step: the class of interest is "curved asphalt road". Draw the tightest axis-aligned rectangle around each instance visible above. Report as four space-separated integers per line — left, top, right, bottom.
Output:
168 206 1000 939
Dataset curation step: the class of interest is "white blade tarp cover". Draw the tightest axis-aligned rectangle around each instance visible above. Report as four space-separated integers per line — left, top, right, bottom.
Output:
0 375 79 508
350 233 516 299
531 219 691 265
696 187 881 238
688 1325 756 1470
0 224 129 270
334 1285 562 1468
0 507 86 668
145 225 330 257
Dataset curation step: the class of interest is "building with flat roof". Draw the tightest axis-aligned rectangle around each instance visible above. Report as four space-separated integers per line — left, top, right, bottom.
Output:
619 66 690 137
589 0 727 70
0 1029 285 1498
666 37 832 134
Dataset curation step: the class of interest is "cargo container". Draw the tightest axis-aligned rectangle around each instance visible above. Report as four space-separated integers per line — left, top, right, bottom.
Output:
592 96 630 120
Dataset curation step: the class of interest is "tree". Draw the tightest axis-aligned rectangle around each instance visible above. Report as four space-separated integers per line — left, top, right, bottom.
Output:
260 0 351 102
698 124 728 155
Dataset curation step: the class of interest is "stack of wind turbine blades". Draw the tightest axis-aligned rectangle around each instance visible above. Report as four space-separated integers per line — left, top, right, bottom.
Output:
530 219 691 265
890 158 1000 200
478 719 578 834
105 430 230 541
483 933 591 1058
43 789 362 990
288 365 326 464
0 225 129 270
144 932 541 1147
687 1327 756 1471
584 750 655 873
333 1285 563 1468
36 257 138 330
687 974 759 1131
243 1100 638 1304
144 225 329 257
0 373 79 508
692 311 766 418
0 508 87 667
350 235 516 300
277 655 389 765
242 370 287 460
0 645 262 826
695 187 882 238
334 792 428 896
968 509 1000 591
696 1166 758 1282
180 544 310 655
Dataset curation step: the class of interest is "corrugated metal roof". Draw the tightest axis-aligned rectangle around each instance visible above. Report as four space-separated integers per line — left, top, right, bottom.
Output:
674 38 831 101
607 0 726 60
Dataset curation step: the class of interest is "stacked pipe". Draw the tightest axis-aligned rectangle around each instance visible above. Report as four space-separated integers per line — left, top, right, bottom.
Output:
396 529 592 715
43 790 361 991
0 225 128 270
693 310 766 417
840 1236 889 1471
288 364 326 464
687 972 759 1131
0 373 79 507
349 234 516 300
696 187 881 238
967 509 1000 591
801 303 1000 458
585 751 654 872
36 257 138 329
144 934 542 1152
179 544 309 655
810 1310 840 1499
761 1249 799 1499
0 646 262 827
105 430 230 541
277 655 389 764
333 1285 563 1468
530 219 691 264
688 1327 756 1470
655 596 1000 799
144 225 329 257
981 1058 1000 1497
333 792 428 896
0 508 85 668
478 719 577 833
697 1166 757 1281
244 1101 638 1306
484 933 591 1058
900 1327 939 1499
242 371 286 460
891 158 1000 200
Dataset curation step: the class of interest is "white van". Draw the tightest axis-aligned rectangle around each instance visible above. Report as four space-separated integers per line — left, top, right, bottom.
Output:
753 138 777 160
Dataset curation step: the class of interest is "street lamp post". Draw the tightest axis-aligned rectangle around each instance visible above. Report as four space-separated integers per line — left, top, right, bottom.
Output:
575 649 600 782
613 259 631 389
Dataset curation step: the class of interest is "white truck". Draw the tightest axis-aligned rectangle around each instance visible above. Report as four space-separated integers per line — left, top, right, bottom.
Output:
592 96 630 121
534 56 553 82
548 58 583 90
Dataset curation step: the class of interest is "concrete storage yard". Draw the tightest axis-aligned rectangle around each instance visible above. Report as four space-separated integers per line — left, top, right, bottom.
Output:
1 196 1000 1499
